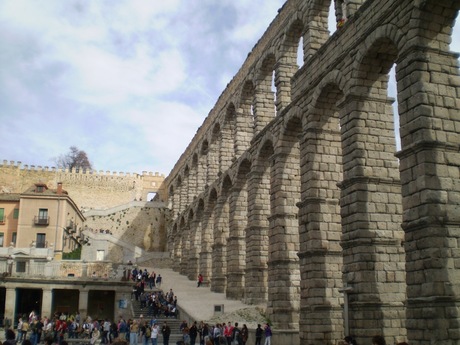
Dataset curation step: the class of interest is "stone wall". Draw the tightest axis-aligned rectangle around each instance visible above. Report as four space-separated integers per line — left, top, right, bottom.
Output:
164 0 460 345
83 202 169 254
0 160 166 209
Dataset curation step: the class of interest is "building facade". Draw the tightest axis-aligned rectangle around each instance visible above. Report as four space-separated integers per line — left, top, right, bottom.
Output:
0 182 86 259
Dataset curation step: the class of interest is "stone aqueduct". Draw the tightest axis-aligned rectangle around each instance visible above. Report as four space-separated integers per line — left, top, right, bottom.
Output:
163 0 460 344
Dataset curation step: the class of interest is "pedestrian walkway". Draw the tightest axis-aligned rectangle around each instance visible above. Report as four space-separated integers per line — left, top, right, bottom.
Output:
155 268 256 323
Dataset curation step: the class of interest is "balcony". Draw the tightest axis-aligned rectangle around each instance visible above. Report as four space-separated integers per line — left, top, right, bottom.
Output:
34 216 49 225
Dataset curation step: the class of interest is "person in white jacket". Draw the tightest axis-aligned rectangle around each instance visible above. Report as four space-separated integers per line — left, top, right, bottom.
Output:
150 323 159 345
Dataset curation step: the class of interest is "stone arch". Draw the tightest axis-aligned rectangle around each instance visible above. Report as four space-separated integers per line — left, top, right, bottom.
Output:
226 157 251 299
180 208 194 276
276 17 305 111
211 175 232 292
396 3 460 344
198 190 215 284
308 69 347 113
412 1 460 50
339 24 405 340
301 0 333 59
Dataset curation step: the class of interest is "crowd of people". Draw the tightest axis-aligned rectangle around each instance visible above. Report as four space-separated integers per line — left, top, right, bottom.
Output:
0 267 410 345
174 320 259 345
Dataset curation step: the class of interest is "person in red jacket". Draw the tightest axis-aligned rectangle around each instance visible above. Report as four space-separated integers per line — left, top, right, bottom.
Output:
223 322 234 345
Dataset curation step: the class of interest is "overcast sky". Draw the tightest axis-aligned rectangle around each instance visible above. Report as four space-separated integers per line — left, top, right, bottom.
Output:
0 1 458 176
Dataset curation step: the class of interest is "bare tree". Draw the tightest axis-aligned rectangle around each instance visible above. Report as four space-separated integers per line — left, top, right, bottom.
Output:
56 146 93 171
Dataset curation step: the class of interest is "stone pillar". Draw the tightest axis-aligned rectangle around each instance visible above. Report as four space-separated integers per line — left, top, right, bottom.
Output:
172 234 181 272
198 151 208 191
338 93 405 341
267 150 300 329
274 60 297 113
183 170 191 205
253 85 275 136
299 0 330 63
179 179 187 215
211 192 229 293
188 165 198 203
180 221 190 276
208 140 219 183
396 46 460 345
344 0 366 18
199 207 214 283
78 290 89 320
172 190 180 219
298 118 344 344
220 123 234 173
234 106 252 156
41 288 53 319
187 218 201 281
244 164 270 304
226 180 248 299
5 287 15 322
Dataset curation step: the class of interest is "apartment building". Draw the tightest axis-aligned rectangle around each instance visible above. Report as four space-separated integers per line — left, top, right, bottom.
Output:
0 182 85 259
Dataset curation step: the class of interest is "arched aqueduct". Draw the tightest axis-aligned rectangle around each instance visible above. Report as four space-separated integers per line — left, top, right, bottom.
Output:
163 0 460 344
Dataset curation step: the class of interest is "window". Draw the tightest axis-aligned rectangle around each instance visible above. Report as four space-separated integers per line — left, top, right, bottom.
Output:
12 232 16 245
96 250 105 261
36 185 44 193
0 233 4 247
36 233 46 248
13 208 19 219
16 261 26 273
0 208 4 224
35 209 49 225
38 209 48 219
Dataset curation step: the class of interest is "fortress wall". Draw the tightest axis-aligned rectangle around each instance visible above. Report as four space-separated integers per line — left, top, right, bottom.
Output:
0 160 166 209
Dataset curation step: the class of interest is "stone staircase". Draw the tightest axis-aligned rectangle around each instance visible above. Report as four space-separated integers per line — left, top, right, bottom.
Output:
131 296 184 344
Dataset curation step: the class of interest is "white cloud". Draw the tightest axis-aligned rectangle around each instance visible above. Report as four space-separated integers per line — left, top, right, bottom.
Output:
0 0 457 178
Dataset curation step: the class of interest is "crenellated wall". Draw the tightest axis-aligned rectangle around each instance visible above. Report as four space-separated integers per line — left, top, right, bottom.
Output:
0 160 167 209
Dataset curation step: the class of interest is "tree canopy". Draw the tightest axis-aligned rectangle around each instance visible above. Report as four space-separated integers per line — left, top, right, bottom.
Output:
56 146 93 171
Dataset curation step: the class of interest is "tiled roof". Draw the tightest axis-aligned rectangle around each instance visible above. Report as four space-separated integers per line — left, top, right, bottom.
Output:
0 193 21 201
21 184 68 196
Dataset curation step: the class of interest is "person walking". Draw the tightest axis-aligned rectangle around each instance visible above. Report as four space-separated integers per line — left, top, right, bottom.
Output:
150 323 159 345
241 324 248 345
129 319 139 345
161 321 171 345
263 323 272 345
197 274 203 288
255 324 263 345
